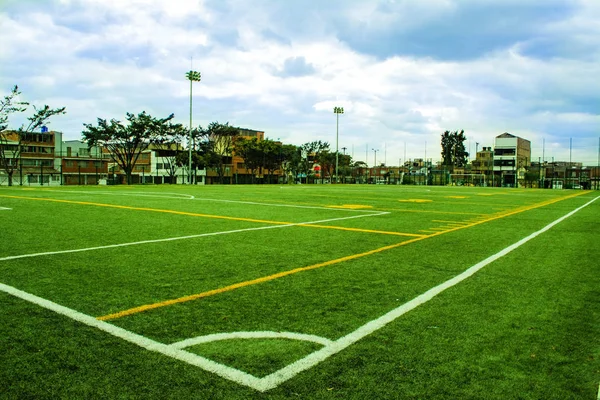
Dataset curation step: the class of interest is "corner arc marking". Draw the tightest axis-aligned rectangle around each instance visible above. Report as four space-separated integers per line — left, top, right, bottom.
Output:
170 331 333 349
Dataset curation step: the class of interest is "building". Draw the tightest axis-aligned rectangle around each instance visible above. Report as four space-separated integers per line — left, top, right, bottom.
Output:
0 130 61 186
493 133 531 187
58 140 109 185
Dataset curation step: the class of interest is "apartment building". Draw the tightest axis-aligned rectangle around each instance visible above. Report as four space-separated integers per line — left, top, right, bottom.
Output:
0 129 62 186
58 140 108 185
493 133 531 187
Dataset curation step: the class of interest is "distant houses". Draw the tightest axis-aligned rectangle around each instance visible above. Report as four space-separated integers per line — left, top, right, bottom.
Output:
1 129 598 189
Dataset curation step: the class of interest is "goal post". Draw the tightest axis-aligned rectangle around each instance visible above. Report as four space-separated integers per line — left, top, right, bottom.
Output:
449 174 487 187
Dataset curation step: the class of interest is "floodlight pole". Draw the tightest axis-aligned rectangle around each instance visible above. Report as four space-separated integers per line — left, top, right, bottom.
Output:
334 106 344 183
186 70 201 184
372 148 379 183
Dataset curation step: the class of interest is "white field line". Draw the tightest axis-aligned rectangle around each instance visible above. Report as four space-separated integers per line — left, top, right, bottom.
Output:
170 331 333 349
0 207 11 210
255 194 600 391
0 196 596 392
6 189 196 200
5 187 380 213
0 212 388 262
0 282 264 389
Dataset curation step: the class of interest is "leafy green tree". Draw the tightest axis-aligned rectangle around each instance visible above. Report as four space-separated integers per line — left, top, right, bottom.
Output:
0 85 65 186
234 137 262 183
206 122 239 183
317 150 337 182
153 120 187 183
351 160 368 183
440 130 469 171
300 140 329 183
280 144 301 183
338 154 353 183
82 112 174 185
260 139 283 184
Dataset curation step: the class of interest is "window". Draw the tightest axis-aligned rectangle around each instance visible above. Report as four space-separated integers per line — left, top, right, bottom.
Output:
494 159 515 167
494 148 516 156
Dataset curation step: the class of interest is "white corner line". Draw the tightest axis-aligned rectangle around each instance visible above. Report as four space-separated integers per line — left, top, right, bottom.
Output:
170 331 333 349
255 194 600 391
0 212 386 262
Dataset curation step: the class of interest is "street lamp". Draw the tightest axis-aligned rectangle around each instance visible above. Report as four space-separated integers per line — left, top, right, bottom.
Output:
372 148 379 183
186 70 201 184
334 106 344 183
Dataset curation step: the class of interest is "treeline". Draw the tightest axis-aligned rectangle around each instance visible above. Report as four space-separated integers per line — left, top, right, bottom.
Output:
81 110 361 184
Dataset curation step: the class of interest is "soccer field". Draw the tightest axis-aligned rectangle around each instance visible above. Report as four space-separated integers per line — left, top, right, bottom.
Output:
0 185 598 399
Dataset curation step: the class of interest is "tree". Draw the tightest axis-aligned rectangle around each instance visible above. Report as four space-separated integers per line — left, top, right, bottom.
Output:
338 154 353 183
260 139 283 184
440 130 469 171
316 150 337 183
0 85 66 186
351 160 368 183
82 111 174 185
300 140 329 183
280 144 301 183
234 137 263 184
153 120 187 184
0 86 28 131
207 122 239 184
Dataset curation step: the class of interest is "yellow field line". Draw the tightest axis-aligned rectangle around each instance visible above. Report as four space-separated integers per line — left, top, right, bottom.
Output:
0 194 290 225
97 190 587 321
431 220 470 225
0 194 419 237
300 224 425 237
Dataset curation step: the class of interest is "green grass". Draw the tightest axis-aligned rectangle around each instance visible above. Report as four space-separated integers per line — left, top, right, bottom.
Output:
0 184 598 399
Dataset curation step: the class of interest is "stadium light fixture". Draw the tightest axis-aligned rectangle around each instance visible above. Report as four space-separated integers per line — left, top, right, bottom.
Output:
186 70 201 184
334 106 344 183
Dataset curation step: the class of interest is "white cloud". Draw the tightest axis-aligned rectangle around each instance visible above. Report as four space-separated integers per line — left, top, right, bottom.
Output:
1 0 598 165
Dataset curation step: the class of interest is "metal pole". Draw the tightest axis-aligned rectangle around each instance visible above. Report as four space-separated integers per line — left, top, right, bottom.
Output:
186 70 201 185
336 112 339 183
334 106 343 183
424 141 427 186
188 78 193 184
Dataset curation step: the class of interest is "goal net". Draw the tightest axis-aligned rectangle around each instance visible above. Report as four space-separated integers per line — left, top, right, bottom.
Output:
449 174 487 187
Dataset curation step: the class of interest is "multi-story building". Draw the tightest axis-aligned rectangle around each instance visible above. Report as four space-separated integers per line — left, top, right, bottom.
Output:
0 129 62 186
493 132 531 187
58 140 108 185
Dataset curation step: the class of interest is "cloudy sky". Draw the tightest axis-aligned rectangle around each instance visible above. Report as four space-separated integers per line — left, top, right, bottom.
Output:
1 0 599 166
